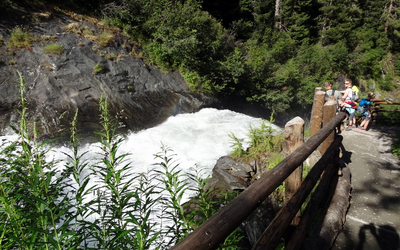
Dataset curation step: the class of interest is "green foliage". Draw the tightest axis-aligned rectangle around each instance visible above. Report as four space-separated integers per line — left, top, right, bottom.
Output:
98 30 114 47
229 132 246 158
6 0 400 113
93 62 105 75
0 71 70 249
0 72 247 249
43 43 64 55
392 139 400 159
100 0 399 111
7 26 34 49
230 114 284 161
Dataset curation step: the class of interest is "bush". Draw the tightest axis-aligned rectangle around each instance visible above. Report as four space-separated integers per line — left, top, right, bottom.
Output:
43 43 64 55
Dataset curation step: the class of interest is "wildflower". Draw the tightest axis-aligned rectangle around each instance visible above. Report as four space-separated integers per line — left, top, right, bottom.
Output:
30 134 34 139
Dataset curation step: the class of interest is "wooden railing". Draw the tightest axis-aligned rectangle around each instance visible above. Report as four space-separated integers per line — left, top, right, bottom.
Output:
171 92 350 250
372 99 400 123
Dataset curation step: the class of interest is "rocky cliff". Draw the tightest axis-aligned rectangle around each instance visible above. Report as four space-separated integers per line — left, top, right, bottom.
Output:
0 7 217 139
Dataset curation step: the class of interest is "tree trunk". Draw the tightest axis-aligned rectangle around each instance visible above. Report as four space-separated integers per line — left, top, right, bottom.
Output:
385 0 394 34
275 0 281 28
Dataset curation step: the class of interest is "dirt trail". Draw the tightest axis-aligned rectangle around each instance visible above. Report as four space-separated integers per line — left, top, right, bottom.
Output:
332 125 400 250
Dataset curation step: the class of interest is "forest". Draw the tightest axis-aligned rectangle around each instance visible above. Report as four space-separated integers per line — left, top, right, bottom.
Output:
2 0 400 112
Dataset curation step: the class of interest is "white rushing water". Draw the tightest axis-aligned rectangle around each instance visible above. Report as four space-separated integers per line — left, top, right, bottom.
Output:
1 108 282 201
0 107 281 248
52 108 279 177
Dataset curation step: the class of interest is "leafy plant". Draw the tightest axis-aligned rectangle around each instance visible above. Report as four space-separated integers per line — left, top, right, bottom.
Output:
229 132 246 158
392 139 400 159
93 62 105 75
0 71 72 249
43 43 64 55
0 71 256 249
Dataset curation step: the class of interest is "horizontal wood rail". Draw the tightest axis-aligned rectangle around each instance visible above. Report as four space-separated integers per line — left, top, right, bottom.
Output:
371 100 400 123
171 112 346 250
253 135 343 249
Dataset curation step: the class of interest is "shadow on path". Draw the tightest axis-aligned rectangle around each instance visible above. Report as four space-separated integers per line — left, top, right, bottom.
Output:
356 224 400 250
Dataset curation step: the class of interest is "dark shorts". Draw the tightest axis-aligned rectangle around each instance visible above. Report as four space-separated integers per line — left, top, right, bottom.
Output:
363 111 370 121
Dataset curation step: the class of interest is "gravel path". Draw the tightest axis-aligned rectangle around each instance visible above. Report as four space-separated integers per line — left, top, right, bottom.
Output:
332 125 400 250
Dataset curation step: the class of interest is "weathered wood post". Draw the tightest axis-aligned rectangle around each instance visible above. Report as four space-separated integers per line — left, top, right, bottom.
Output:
321 100 337 155
315 87 322 93
310 90 326 137
284 117 304 225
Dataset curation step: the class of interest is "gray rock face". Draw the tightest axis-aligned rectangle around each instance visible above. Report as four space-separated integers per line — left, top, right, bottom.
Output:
207 156 254 191
0 11 217 139
206 156 281 247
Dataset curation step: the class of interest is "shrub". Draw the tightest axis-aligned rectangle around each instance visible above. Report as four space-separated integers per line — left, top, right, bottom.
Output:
43 43 64 55
6 26 34 49
93 62 105 74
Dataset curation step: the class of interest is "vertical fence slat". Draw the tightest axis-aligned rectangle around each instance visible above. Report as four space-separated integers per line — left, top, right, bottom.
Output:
284 116 304 225
251 136 343 250
321 100 337 155
310 91 326 137
285 159 340 250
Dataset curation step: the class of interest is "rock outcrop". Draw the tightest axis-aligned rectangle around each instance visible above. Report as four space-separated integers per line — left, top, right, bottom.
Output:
0 8 217 139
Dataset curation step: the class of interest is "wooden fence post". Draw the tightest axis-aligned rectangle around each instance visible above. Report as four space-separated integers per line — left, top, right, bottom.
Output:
315 87 322 93
252 136 343 250
310 90 326 137
284 117 304 225
321 100 337 155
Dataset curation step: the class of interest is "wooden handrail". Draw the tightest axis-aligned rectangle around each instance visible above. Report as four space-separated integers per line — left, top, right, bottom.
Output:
252 136 343 249
171 112 346 250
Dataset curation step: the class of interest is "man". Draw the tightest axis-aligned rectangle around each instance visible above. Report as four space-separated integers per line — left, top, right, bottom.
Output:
324 81 342 133
324 82 342 101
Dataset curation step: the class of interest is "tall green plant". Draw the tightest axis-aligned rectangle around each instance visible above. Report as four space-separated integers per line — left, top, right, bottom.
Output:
0 71 72 249
153 146 194 245
87 95 136 249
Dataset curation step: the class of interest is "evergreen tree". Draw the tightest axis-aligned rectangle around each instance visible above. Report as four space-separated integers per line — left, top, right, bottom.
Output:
317 0 363 45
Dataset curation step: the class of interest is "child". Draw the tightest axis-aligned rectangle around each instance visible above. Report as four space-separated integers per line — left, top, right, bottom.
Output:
358 92 375 131
339 99 357 131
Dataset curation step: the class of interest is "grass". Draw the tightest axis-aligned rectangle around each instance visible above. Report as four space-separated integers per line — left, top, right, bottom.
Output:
63 22 115 47
6 26 34 49
43 43 64 55
98 30 114 47
0 72 244 250
93 62 105 75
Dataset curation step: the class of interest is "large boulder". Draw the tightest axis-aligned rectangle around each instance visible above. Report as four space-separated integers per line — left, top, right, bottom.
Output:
0 9 217 139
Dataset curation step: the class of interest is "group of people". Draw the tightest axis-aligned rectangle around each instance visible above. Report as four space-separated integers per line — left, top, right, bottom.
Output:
324 79 375 132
